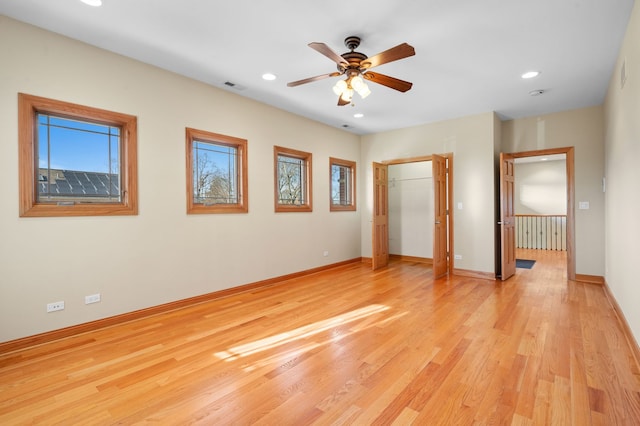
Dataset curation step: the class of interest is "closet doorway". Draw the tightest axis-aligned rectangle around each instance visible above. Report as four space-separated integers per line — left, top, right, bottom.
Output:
388 161 434 263
372 154 452 278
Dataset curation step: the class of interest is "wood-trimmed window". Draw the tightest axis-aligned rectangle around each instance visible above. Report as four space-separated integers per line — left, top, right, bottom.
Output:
274 146 312 212
18 93 138 217
330 157 356 211
186 128 248 214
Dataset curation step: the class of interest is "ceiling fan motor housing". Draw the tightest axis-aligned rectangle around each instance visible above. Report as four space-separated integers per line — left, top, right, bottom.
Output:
339 51 368 72
339 36 368 73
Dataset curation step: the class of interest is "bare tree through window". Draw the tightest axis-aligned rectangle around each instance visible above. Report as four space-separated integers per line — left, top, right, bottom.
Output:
274 146 312 212
330 157 356 211
193 142 237 205
186 128 247 214
277 155 305 205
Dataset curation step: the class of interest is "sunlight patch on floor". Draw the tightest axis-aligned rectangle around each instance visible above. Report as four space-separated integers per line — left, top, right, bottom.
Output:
214 304 392 363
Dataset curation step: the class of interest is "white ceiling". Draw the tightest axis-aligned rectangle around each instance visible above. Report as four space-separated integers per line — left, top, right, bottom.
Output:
0 0 634 135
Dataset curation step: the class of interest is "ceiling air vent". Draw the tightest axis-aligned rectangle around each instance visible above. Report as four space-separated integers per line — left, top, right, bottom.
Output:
223 81 246 91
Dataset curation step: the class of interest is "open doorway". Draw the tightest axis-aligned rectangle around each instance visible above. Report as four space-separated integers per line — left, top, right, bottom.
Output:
514 153 567 273
498 147 575 280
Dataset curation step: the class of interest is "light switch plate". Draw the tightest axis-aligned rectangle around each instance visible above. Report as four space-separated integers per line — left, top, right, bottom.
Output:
579 201 590 210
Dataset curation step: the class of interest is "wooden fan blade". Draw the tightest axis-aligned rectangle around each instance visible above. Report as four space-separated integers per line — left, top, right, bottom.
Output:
287 72 341 87
361 43 415 69
338 96 350 106
363 72 413 92
309 42 348 66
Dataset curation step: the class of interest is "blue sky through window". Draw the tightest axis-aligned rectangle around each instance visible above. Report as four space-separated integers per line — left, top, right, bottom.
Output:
193 141 236 181
37 114 120 174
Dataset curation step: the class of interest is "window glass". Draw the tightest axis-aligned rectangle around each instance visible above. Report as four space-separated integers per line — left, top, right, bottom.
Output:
330 157 356 211
193 141 238 205
274 146 312 212
277 154 307 205
37 114 121 203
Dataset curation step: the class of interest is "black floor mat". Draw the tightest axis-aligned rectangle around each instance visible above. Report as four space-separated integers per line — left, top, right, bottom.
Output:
516 259 536 269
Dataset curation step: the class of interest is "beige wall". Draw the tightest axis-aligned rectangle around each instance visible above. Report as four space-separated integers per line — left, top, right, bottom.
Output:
514 160 567 215
0 17 361 342
502 106 605 276
604 1 640 341
360 112 497 273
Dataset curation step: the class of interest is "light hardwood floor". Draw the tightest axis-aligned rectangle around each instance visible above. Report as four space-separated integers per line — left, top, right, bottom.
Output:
1 250 640 424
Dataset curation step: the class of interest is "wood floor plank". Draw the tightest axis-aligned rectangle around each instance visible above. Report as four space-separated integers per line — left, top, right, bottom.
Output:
1 250 640 424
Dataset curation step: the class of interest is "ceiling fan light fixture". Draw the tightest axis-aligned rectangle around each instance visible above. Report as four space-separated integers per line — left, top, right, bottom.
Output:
333 79 348 96
357 83 371 99
351 75 365 91
340 88 354 102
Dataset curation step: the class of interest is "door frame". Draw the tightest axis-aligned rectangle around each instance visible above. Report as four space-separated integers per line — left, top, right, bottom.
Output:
505 146 575 280
373 153 454 275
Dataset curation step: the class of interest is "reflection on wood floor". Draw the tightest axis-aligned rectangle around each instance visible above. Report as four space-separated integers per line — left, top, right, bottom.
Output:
1 250 639 424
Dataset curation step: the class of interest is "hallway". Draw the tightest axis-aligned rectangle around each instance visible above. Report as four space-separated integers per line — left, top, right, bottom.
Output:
515 247 568 279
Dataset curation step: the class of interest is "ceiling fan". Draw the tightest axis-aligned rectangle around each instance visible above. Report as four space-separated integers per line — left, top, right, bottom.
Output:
287 36 416 106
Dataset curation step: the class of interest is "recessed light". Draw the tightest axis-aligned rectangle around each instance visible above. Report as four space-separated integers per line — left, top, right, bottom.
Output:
81 0 102 6
522 71 540 79
353 113 364 118
262 73 276 81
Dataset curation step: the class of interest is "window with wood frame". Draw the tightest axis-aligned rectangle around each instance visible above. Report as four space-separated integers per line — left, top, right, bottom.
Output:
330 157 356 211
274 146 312 212
18 93 138 217
186 128 248 214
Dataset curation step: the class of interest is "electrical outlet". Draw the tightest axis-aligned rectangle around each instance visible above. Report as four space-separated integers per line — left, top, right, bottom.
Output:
323 250 329 257
85 293 101 304
47 301 65 313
